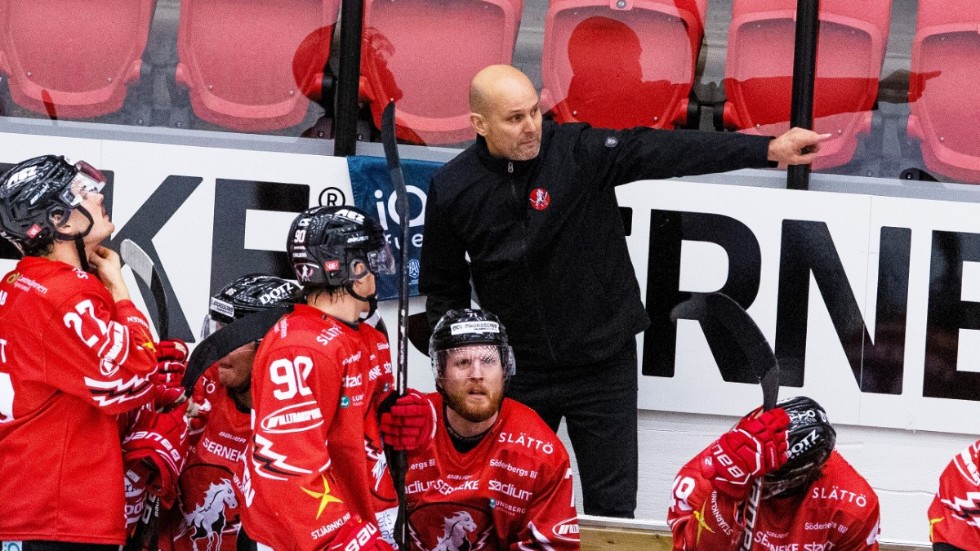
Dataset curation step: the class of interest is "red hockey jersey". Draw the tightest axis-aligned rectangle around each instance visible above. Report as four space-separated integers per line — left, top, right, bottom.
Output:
0 257 158 543
403 394 579 551
929 439 980 549
242 305 397 550
159 367 251 551
668 449 880 550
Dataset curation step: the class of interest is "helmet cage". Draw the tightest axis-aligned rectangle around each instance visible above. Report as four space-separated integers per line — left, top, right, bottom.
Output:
429 309 516 385
434 344 516 385
58 161 106 210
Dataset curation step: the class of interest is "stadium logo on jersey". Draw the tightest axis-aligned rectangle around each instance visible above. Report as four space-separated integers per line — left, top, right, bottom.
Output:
178 476 238 550
552 517 580 542
408 505 494 551
260 401 324 434
529 188 551 211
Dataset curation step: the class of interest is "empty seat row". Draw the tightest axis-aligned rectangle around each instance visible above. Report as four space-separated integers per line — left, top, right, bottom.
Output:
0 0 976 184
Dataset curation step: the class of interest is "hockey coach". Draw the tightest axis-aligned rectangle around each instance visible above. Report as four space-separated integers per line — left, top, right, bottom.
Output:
419 63 829 517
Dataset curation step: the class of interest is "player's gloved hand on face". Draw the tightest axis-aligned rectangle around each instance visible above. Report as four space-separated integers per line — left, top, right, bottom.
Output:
122 402 190 508
328 516 394 551
380 389 436 451
701 407 789 500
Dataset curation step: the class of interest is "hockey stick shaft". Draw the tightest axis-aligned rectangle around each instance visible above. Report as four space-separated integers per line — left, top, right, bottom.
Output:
120 239 170 340
381 100 410 550
118 239 172 551
670 292 778 550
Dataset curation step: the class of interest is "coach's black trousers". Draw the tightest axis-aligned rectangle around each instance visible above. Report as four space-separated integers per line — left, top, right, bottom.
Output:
506 340 638 518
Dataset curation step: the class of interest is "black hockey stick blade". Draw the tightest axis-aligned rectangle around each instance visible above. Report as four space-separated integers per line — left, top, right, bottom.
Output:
181 305 292 394
672 292 779 550
120 238 170 340
671 292 779 410
382 100 411 551
408 312 432 356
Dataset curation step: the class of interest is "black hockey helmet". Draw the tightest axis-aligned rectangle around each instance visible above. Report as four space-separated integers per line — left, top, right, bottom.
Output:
201 274 302 339
286 206 394 289
0 155 106 255
763 396 837 498
429 308 516 383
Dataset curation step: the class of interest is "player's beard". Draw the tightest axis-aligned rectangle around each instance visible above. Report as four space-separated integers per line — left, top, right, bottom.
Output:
443 382 504 423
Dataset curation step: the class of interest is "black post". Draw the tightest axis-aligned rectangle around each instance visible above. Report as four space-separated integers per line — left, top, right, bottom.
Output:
333 0 365 157
787 0 820 191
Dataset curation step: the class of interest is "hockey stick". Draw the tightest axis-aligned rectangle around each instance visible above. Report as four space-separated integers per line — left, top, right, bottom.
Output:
119 239 171 551
381 100 410 550
121 239 170 341
180 305 294 394
671 292 778 550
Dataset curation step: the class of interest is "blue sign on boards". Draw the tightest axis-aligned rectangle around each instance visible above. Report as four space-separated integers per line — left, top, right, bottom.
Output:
347 155 442 301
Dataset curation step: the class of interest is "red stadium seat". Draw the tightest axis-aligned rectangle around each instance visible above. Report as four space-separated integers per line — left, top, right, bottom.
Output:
540 0 707 130
175 0 338 132
0 0 156 119
906 0 980 184
359 0 524 145
720 0 891 169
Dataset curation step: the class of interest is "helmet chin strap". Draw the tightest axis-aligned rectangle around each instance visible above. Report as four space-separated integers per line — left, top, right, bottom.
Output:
53 206 95 272
346 282 379 319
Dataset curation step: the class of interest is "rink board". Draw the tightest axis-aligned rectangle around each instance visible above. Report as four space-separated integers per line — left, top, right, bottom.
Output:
1 133 980 437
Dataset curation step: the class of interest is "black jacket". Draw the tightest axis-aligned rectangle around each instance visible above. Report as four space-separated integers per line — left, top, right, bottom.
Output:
419 121 772 371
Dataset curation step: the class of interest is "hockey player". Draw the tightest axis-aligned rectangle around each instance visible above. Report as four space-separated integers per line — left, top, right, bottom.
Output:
0 155 186 547
380 308 580 550
153 274 301 551
927 439 980 550
242 206 398 551
667 396 880 550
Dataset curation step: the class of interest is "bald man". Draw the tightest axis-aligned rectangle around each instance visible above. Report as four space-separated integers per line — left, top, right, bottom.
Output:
418 64 827 518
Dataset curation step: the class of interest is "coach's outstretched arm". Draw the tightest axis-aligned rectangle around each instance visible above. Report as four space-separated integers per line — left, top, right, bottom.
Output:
768 127 832 167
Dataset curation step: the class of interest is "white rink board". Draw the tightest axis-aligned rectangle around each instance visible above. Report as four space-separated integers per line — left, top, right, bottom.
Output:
2 130 977 545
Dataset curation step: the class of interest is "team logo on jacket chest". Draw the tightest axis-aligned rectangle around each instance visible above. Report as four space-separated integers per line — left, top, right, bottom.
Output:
529 188 551 211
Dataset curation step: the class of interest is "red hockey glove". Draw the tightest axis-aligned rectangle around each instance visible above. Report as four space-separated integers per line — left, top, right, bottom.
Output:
123 460 153 530
380 390 436 451
701 407 789 500
122 403 190 508
155 339 189 363
327 517 394 551
149 342 188 410
150 379 187 411
186 377 212 440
